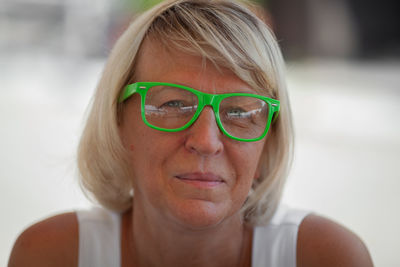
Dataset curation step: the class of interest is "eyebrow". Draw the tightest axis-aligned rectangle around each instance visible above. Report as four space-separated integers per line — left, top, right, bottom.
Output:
168 82 258 95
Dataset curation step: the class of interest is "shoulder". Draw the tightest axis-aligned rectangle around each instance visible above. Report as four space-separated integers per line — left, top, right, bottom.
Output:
8 212 78 267
297 214 373 267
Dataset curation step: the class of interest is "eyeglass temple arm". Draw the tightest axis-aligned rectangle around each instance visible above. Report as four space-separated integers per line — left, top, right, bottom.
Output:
119 83 139 103
271 101 280 123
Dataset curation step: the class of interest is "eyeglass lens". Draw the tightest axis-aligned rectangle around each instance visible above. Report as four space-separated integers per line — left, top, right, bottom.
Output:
144 85 269 139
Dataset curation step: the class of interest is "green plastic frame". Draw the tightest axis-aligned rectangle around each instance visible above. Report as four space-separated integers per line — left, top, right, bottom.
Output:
119 82 280 142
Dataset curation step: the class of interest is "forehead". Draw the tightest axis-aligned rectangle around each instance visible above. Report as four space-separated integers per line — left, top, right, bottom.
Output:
134 38 256 94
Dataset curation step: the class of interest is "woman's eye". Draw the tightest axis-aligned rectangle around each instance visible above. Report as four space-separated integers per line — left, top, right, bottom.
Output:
161 100 184 108
226 108 248 118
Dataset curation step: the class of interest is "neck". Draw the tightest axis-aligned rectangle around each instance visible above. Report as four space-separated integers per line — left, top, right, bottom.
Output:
122 200 252 267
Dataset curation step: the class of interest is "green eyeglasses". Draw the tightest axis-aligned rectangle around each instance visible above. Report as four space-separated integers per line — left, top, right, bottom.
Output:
119 82 280 142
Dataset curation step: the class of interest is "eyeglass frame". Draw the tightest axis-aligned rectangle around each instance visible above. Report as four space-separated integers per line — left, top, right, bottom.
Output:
118 82 280 142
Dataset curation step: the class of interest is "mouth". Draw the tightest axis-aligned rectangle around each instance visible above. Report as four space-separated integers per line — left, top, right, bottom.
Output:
175 172 225 188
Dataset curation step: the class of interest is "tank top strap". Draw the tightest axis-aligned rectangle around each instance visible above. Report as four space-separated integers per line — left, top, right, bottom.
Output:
252 205 311 267
76 207 121 267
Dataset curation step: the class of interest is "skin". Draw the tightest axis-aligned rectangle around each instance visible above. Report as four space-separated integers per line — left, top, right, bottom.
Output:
118 39 266 267
8 213 78 267
8 39 374 267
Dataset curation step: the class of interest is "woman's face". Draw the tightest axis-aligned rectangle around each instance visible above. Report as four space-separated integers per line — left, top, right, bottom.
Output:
120 39 267 229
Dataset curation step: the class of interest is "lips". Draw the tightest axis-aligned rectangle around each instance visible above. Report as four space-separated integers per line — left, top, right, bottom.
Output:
175 172 224 188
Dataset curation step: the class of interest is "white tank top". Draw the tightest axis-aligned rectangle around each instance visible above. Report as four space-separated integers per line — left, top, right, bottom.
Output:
76 205 310 267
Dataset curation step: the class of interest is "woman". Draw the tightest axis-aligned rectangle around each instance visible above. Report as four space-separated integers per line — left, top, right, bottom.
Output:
9 0 373 266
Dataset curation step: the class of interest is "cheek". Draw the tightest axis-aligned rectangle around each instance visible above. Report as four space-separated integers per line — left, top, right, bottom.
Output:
127 142 160 196
120 122 155 187
126 132 156 173
233 144 265 206
125 130 176 189
234 142 265 177
225 144 264 202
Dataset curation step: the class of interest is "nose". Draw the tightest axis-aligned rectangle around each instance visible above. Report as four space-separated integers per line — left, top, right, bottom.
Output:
184 106 223 156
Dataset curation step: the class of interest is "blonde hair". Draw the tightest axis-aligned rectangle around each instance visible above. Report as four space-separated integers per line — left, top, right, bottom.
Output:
78 0 293 225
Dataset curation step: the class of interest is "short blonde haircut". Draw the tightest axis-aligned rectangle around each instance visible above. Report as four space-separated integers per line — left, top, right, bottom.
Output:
78 0 293 225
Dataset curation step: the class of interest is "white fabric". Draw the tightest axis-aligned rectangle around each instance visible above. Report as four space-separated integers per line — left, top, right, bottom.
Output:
77 207 121 267
252 205 310 267
76 205 310 267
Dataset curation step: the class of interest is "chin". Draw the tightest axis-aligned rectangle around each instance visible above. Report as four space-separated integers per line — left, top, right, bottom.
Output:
167 199 238 230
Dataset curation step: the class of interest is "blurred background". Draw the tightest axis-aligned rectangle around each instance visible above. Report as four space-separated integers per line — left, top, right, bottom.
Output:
1 0 399 266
